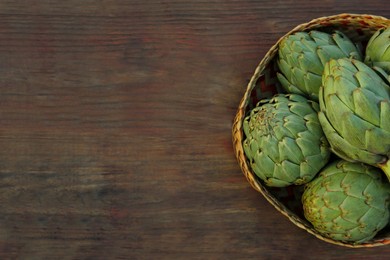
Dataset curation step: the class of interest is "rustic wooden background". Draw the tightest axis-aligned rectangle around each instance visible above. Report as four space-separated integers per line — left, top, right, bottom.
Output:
0 1 389 259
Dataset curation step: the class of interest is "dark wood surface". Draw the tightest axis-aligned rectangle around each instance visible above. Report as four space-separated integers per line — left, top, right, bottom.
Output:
0 1 389 259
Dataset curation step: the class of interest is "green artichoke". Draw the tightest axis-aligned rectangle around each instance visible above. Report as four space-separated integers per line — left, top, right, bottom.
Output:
243 94 330 187
277 30 362 101
365 27 390 74
318 58 390 180
302 160 390 243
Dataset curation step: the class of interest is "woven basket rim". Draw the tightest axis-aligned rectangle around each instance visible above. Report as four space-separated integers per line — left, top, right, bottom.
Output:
232 13 390 248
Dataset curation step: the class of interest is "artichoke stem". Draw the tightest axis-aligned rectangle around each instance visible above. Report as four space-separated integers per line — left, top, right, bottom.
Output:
379 160 390 182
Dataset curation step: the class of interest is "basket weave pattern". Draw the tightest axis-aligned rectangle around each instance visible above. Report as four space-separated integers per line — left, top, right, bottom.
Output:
232 14 390 248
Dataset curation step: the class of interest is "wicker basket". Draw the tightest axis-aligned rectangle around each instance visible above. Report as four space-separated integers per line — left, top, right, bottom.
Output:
232 13 390 248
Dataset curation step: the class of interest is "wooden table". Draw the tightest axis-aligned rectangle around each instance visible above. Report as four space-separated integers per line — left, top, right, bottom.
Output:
0 1 389 259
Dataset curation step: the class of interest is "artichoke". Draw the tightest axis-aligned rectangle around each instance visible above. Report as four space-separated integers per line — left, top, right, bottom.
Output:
277 30 362 101
318 58 390 180
243 94 330 187
302 160 390 243
365 27 390 73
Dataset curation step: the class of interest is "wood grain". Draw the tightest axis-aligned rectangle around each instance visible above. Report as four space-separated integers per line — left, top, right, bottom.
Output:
0 1 389 259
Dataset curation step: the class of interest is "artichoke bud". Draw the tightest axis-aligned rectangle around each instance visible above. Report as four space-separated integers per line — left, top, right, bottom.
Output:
365 27 390 74
243 94 330 187
302 160 390 243
319 58 390 180
277 30 362 101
